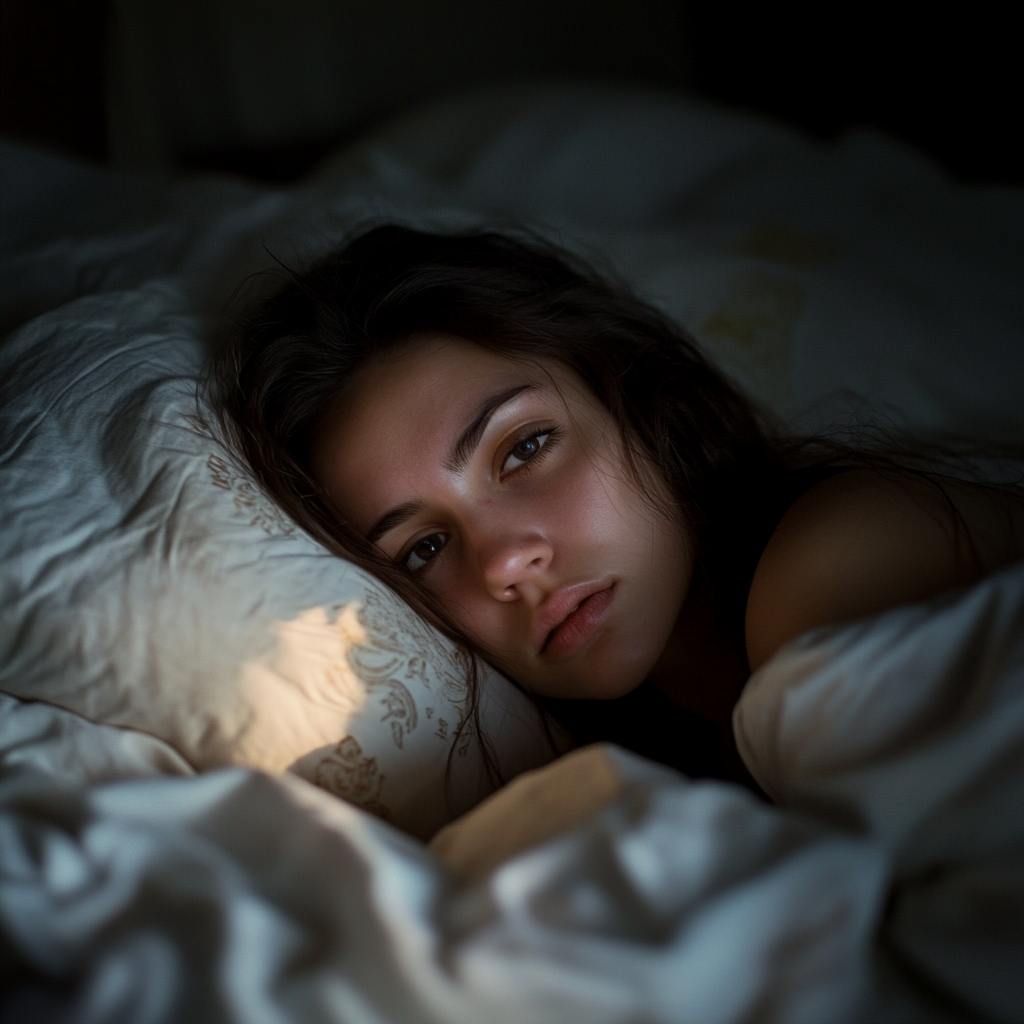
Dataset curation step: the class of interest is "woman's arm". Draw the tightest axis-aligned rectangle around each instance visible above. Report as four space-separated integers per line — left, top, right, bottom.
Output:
745 469 1024 671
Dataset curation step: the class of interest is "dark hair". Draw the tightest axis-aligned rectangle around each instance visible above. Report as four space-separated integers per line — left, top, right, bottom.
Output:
211 224 1019 783
215 222 787 595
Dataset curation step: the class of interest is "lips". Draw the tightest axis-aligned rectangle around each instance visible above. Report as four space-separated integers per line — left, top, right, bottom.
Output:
536 581 615 660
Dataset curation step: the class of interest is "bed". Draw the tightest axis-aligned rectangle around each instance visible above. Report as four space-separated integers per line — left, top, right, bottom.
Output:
2 84 1023 1023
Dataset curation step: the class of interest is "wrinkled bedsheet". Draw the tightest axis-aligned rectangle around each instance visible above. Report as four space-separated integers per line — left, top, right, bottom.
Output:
1 759 882 1024
3 564 1022 1024
3 87 1023 1023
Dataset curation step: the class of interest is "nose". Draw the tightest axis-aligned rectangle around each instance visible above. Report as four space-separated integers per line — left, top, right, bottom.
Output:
480 531 554 601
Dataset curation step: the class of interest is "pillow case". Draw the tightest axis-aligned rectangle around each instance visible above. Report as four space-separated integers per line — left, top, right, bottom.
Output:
0 281 558 838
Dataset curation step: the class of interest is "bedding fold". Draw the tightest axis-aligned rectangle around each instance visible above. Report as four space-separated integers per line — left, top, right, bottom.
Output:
1 758 884 1024
736 563 1024 1022
3 85 1023 1023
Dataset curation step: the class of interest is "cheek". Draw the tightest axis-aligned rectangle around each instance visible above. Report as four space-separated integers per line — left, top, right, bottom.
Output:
416 440 689 669
560 451 670 560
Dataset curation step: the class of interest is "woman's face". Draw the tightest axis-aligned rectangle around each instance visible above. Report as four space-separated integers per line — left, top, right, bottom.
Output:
312 334 693 700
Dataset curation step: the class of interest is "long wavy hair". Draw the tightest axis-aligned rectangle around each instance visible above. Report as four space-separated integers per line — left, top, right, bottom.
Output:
210 223 1018 783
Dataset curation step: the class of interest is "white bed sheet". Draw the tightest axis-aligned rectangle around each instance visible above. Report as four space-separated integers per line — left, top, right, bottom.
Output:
2 749 883 1024
3 564 1023 1023
3 85 1024 1023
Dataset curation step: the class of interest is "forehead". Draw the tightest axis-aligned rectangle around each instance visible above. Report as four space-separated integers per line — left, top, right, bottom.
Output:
311 334 578 524
328 334 545 450
352 334 529 415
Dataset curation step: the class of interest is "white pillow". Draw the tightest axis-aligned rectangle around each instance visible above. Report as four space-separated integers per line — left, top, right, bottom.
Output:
0 281 559 838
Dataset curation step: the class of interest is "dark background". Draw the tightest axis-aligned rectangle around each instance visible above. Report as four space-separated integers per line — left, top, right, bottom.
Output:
1 0 1020 184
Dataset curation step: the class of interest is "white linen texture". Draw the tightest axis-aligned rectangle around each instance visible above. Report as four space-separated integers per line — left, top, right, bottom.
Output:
3 83 1023 1023
3 565 1023 1022
0 283 557 839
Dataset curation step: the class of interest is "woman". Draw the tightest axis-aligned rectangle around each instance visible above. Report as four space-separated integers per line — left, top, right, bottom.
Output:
215 225 1024 787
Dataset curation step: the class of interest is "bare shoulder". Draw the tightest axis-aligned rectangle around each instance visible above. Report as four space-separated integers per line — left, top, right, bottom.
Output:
745 468 1024 671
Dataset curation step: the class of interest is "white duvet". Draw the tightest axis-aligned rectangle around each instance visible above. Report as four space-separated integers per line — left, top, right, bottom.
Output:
3 565 1022 1023
3 85 1023 1023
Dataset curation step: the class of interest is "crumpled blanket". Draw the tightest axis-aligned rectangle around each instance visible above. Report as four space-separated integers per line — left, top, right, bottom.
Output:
3 86 1023 1023
3 563 1022 1024
0 761 882 1024
736 561 1024 1023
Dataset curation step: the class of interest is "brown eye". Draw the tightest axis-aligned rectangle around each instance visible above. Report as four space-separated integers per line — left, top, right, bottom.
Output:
403 533 447 572
502 431 552 474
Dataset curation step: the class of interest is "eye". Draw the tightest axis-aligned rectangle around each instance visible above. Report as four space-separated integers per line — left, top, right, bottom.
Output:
501 430 554 475
402 532 448 573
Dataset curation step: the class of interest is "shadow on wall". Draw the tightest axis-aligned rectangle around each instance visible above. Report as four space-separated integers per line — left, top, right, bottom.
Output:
106 0 685 177
1 1 1020 184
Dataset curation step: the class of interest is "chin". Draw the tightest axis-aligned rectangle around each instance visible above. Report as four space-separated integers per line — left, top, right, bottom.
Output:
525 642 659 701
580 662 651 701
580 675 646 701
589 628 670 699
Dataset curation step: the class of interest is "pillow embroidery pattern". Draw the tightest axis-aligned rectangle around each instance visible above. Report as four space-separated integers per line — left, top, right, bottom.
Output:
352 585 475 756
0 283 560 839
314 735 389 819
205 451 296 538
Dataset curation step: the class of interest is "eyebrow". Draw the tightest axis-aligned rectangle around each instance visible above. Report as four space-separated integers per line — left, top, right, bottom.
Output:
365 382 537 546
367 500 426 546
444 383 537 474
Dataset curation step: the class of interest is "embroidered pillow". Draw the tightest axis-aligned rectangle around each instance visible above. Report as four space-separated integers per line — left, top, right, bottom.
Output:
0 282 558 838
